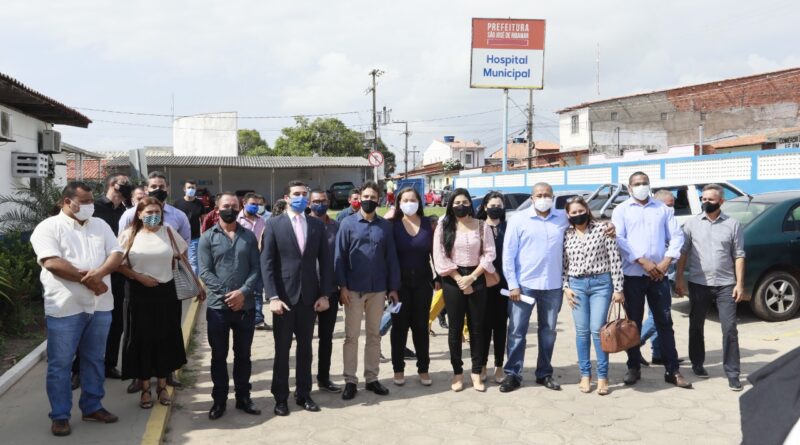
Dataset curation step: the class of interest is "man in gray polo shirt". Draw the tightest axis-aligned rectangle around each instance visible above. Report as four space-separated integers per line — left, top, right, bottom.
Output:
676 183 746 391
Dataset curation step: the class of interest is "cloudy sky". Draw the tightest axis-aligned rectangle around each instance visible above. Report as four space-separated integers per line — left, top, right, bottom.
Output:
3 0 799 171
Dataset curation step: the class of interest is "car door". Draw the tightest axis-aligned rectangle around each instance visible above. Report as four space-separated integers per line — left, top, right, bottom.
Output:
783 202 800 266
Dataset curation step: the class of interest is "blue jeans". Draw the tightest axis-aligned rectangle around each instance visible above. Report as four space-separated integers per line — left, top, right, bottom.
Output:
504 287 562 380
640 305 661 359
254 289 265 326
46 311 112 420
569 274 613 379
188 238 200 275
623 276 680 373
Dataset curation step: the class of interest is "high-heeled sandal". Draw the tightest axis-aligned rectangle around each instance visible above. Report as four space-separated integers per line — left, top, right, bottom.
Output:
140 387 153 409
597 379 609 396
579 376 592 393
156 384 172 406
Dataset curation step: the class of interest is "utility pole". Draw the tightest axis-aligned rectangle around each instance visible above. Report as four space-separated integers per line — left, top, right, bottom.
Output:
527 89 534 170
392 121 410 179
502 89 509 172
410 146 419 172
699 124 704 155
368 69 384 182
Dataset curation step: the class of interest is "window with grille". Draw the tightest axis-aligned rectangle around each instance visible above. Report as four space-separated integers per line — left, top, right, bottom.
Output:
571 115 579 134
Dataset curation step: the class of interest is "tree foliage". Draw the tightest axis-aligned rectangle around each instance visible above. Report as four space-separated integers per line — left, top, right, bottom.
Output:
238 129 271 156
0 178 62 233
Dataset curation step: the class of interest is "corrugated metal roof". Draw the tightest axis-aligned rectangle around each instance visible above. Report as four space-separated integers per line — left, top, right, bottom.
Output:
0 72 92 127
106 155 371 169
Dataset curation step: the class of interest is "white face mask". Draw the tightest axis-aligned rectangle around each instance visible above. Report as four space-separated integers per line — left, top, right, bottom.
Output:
257 205 266 215
399 201 419 216
533 197 553 212
74 203 95 221
632 185 651 201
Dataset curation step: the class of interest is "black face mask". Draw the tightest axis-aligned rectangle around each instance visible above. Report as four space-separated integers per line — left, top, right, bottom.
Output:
568 213 590 226
117 184 132 199
218 208 238 223
148 189 168 203
486 207 504 220
453 205 472 218
360 199 378 214
702 201 721 214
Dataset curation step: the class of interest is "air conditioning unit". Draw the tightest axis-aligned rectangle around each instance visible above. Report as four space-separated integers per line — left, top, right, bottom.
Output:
0 111 13 141
39 129 62 154
11 152 49 178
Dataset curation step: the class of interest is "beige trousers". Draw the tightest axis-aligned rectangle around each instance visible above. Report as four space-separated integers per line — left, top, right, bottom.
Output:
343 291 385 384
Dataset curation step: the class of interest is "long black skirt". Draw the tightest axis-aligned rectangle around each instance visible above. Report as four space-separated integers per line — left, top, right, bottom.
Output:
122 279 187 379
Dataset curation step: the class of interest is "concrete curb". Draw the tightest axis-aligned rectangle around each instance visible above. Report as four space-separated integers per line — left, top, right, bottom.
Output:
140 297 203 445
0 339 47 397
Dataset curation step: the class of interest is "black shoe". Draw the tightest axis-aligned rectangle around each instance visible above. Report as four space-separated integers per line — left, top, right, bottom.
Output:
127 379 143 394
665 372 693 389
639 356 650 367
295 396 321 412
692 365 709 378
624 368 642 385
105 367 122 380
318 379 342 393
366 380 390 396
255 322 272 331
438 314 448 329
404 347 417 359
498 375 521 393
273 401 289 416
71 373 80 391
208 403 226 420
342 383 358 400
235 398 261 415
167 373 183 389
728 377 743 392
535 376 561 391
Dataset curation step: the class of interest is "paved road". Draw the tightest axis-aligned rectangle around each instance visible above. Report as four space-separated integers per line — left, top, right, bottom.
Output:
165 299 799 445
0 298 195 445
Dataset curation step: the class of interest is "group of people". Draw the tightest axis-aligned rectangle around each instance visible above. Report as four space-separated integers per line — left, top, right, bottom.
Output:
31 169 746 436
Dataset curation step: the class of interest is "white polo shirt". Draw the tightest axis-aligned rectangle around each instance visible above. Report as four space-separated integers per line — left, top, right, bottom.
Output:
30 211 123 317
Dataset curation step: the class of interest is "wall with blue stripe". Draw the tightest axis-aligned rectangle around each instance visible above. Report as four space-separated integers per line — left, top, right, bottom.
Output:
453 148 800 197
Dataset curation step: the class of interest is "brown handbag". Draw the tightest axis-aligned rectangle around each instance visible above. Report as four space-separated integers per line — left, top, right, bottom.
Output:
600 303 640 353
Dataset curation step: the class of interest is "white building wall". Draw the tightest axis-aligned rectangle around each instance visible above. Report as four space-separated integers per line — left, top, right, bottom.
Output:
0 104 48 197
422 140 453 165
559 107 591 152
173 112 238 157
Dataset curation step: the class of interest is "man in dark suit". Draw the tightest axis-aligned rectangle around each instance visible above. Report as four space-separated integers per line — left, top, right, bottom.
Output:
262 180 333 416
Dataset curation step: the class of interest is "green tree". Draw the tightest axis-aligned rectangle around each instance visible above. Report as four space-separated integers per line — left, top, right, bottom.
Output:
0 178 62 233
238 129 271 156
375 138 396 176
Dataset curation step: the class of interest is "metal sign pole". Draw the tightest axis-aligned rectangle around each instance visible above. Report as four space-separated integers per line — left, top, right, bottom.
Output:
502 88 509 172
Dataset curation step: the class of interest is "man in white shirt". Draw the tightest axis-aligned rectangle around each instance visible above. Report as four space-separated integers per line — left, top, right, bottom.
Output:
30 182 124 437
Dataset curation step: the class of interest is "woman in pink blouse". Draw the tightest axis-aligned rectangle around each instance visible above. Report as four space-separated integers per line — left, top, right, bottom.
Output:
433 188 496 392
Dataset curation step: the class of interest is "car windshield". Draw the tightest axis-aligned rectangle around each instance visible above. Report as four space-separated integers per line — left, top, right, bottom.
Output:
721 201 773 226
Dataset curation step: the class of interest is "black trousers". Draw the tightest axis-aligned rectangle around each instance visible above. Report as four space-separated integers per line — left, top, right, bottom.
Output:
72 273 127 375
482 284 508 368
688 282 741 378
272 299 315 402
207 307 255 403
623 275 680 374
442 267 487 375
391 270 433 373
316 295 339 382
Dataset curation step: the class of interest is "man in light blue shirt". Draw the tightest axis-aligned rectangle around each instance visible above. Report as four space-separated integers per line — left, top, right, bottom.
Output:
612 171 691 389
118 171 191 243
500 182 570 393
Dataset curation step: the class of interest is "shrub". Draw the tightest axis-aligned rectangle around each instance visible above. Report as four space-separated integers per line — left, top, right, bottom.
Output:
0 231 42 336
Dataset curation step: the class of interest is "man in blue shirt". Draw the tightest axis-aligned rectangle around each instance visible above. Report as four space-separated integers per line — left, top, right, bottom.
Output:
335 189 361 222
612 171 691 389
500 182 570 393
335 181 400 400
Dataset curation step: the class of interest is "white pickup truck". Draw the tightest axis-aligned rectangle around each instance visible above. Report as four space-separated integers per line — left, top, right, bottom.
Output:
585 180 750 224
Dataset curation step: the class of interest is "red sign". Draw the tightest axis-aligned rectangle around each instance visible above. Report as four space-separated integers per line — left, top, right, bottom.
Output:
472 18 545 50
470 18 546 89
368 150 384 167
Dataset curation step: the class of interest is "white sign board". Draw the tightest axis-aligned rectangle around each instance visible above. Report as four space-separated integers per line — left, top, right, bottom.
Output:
470 18 546 89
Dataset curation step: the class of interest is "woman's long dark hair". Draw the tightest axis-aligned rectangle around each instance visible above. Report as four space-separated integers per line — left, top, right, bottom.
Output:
475 190 505 221
391 187 425 222
124 197 164 252
442 187 472 258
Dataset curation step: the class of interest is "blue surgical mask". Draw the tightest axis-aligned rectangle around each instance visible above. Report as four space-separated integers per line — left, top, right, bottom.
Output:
185 188 196 198
290 195 308 213
310 203 328 216
245 203 259 215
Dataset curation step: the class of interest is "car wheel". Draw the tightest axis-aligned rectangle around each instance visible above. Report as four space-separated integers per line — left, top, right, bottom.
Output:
751 271 800 321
